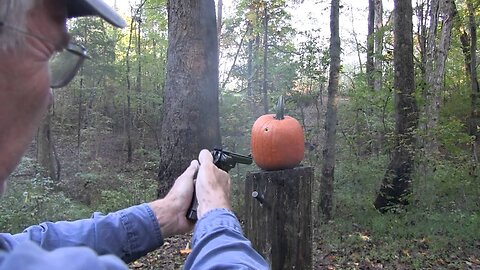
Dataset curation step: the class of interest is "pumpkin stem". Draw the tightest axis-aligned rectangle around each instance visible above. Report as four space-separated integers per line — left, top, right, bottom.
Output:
275 95 285 120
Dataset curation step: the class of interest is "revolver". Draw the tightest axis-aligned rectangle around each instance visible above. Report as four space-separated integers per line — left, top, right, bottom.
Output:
186 148 252 220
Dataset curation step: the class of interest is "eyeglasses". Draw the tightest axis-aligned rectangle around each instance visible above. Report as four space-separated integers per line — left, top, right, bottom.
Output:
0 21 89 89
49 43 88 88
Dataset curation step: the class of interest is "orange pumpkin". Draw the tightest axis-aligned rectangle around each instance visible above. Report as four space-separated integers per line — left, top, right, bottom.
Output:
250 96 304 170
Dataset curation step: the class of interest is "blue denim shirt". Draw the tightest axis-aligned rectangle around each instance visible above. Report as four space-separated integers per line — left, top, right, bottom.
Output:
0 204 269 269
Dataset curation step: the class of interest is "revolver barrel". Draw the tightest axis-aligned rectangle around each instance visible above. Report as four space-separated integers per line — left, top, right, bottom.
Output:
212 148 252 172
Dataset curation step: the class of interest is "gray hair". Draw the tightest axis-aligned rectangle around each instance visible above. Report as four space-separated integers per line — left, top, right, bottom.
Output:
0 0 35 51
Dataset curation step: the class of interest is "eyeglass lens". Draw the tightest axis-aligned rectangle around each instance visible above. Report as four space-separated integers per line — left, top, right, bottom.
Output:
49 44 87 88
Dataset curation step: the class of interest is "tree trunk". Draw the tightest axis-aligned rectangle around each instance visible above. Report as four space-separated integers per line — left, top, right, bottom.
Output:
136 11 144 151
77 68 84 152
262 1 269 114
373 0 383 92
319 0 341 220
367 0 375 89
422 0 456 155
76 24 88 153
37 105 60 182
125 10 135 163
350 10 363 74
246 1 260 116
466 0 479 174
217 0 223 41
158 0 221 197
374 0 418 212
246 20 255 113
254 4 262 115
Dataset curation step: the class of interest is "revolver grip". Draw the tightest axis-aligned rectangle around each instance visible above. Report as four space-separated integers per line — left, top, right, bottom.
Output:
186 149 251 221
187 189 199 220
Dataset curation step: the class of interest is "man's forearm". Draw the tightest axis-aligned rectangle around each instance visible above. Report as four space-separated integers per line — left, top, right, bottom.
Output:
5 204 163 263
184 209 269 269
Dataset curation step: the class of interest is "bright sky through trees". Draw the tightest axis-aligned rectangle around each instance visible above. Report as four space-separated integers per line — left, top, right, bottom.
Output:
104 0 393 67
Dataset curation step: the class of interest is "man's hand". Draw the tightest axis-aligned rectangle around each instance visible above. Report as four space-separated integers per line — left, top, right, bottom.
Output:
195 149 232 219
148 160 199 238
148 148 232 237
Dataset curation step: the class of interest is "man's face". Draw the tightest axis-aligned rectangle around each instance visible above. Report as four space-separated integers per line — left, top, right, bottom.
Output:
0 0 68 194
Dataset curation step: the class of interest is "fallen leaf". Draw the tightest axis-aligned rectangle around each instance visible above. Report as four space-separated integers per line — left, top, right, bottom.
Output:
130 261 146 268
179 249 192 255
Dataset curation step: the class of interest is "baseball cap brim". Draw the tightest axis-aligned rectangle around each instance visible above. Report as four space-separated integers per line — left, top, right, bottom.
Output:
66 0 127 28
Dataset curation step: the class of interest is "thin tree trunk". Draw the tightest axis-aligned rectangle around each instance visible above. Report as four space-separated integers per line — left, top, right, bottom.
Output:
374 0 418 212
254 4 261 116
416 0 428 74
124 1 146 163
246 20 255 113
373 0 383 92
247 1 262 116
136 11 144 152
319 0 341 221
459 29 471 76
415 1 429 182
77 67 83 152
76 25 88 153
262 1 269 114
37 105 59 182
217 0 223 41
125 9 135 163
351 14 363 74
423 0 456 155
221 30 247 90
366 0 384 155
367 0 375 89
466 0 479 174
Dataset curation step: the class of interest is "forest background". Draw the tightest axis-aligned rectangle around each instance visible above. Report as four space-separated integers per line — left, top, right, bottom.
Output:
0 0 479 269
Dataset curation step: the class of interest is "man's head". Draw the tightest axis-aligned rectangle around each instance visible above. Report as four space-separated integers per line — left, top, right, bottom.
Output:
0 0 125 195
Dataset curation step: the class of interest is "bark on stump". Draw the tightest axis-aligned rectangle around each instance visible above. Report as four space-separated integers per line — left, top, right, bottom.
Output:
245 166 313 270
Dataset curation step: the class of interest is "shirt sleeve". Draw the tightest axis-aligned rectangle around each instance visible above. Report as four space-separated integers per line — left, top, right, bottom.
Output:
183 209 269 269
0 240 128 270
0 203 163 263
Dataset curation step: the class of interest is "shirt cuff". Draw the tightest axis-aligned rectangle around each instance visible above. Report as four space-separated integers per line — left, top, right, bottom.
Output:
118 203 164 262
192 208 243 247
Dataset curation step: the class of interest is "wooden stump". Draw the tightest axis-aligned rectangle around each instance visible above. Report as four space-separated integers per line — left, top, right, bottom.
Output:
245 166 313 270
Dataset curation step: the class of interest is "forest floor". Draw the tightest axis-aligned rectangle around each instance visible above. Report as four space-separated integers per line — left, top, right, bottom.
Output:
129 232 480 270
129 235 191 270
128 221 480 270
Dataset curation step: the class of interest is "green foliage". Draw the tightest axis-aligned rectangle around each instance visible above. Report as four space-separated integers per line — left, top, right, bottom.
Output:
296 29 329 84
337 71 396 158
219 92 257 218
220 0 301 110
95 172 157 214
436 117 472 156
0 150 159 233
440 79 471 123
319 149 480 269
220 93 254 151
335 154 388 202
0 158 91 233
60 7 167 162
322 48 480 264
414 160 479 212
320 204 480 268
